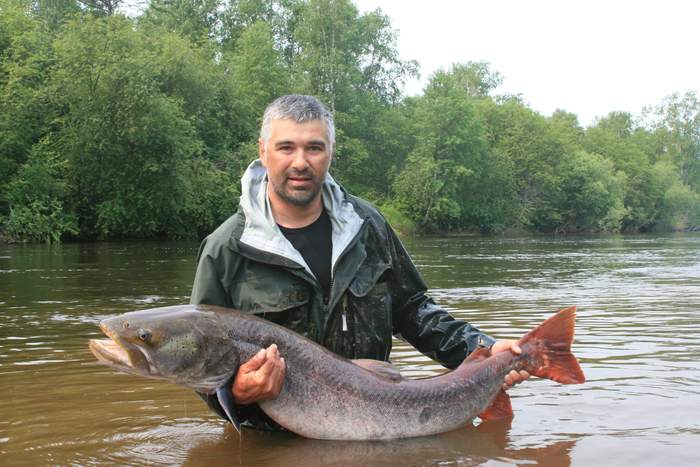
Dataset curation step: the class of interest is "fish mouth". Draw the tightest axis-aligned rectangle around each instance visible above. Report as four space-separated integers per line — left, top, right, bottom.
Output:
89 322 154 375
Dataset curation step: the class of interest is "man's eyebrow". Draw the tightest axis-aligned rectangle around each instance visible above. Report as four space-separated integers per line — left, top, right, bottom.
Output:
273 139 326 147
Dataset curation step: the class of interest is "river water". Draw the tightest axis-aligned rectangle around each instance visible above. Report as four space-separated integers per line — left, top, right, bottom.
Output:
1 234 699 466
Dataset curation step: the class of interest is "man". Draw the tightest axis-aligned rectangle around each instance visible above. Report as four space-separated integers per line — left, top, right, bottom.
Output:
191 94 528 429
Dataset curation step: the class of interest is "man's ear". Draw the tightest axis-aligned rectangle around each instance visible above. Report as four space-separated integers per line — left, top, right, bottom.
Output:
258 138 266 167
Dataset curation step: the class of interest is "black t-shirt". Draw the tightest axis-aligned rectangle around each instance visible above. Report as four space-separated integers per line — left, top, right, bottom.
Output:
278 209 332 298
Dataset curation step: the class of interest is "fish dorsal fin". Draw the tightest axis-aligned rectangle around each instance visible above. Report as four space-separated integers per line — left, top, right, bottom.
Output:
456 347 491 371
464 347 491 363
351 359 404 382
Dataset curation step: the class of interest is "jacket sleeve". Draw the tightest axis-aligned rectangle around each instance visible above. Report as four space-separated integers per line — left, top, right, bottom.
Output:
387 225 496 369
190 237 233 308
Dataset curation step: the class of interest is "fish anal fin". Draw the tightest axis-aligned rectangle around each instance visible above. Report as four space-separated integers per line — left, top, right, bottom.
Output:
351 359 403 382
478 389 513 421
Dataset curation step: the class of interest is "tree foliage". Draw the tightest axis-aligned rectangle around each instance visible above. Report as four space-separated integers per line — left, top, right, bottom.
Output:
1 0 698 242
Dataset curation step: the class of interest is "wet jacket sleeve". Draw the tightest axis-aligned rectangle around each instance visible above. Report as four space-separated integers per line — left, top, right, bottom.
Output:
387 226 496 370
190 238 232 308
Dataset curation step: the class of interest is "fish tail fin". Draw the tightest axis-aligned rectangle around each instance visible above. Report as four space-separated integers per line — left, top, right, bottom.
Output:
518 306 585 384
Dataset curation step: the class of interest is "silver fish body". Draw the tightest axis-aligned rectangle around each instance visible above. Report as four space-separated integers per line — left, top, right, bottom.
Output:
90 304 584 440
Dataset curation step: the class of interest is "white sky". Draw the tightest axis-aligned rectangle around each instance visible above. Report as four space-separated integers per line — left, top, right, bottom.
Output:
354 0 699 127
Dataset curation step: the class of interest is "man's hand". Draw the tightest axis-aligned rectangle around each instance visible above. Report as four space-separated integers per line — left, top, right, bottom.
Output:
490 339 530 390
232 343 286 405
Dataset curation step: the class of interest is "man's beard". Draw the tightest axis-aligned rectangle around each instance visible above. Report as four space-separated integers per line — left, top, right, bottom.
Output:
272 168 324 206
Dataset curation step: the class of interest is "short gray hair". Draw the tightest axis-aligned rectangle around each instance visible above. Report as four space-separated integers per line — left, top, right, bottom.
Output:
260 94 335 144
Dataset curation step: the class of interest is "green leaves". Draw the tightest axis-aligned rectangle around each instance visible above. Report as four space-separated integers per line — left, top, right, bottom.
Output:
1 1 697 241
4 138 77 243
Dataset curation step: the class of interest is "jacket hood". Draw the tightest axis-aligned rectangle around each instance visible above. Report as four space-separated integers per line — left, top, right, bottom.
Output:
238 159 364 279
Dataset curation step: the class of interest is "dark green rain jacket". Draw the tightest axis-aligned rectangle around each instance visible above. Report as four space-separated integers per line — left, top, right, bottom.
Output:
190 160 496 429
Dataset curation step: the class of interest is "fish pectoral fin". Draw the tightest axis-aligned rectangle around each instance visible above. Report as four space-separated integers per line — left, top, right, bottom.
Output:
216 385 241 433
351 359 404 382
478 389 513 421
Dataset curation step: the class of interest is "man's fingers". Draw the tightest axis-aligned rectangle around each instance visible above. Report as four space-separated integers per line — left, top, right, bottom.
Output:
255 344 283 381
232 345 286 404
267 343 279 360
502 369 531 389
491 339 522 356
271 357 286 394
240 347 267 372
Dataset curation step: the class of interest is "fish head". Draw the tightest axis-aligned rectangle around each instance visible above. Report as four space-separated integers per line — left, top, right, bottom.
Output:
90 306 240 393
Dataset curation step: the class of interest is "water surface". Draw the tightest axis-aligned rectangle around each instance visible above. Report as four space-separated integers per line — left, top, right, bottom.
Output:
1 235 699 466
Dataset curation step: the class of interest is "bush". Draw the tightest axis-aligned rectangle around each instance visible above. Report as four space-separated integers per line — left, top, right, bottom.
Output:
3 141 77 243
377 202 416 236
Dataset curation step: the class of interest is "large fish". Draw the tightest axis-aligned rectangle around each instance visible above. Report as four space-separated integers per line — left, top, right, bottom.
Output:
89 305 585 440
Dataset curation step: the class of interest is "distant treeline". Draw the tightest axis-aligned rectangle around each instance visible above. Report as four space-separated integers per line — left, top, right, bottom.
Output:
1 0 699 242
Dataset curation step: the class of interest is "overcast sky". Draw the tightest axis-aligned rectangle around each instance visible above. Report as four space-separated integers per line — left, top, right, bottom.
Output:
353 0 699 127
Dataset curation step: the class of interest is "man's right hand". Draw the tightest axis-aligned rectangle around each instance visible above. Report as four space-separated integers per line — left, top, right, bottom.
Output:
232 343 286 405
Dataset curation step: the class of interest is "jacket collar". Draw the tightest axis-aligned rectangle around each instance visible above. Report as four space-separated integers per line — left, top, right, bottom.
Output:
238 160 364 278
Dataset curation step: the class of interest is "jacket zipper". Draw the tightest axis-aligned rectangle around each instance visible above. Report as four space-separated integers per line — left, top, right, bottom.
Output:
327 219 368 332
323 277 346 331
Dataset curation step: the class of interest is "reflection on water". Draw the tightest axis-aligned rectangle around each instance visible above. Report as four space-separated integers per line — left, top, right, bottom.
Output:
181 420 575 467
1 235 699 466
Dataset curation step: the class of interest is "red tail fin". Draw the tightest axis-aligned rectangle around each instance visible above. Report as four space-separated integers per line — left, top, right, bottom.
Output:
518 306 585 384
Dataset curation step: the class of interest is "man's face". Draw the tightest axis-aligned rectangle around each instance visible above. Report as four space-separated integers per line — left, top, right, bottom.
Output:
259 118 332 207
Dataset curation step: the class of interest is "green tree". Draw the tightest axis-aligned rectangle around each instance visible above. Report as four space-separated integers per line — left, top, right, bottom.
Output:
4 138 78 242
140 0 221 45
292 0 416 111
392 70 490 230
548 109 584 151
220 0 301 62
76 0 125 16
48 15 237 237
333 100 413 200
0 1 55 214
557 150 627 232
439 61 503 98
583 112 658 230
647 92 700 191
650 161 700 231
478 97 563 229
225 20 291 139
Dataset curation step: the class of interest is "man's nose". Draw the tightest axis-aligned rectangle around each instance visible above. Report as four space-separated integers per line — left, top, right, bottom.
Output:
290 148 310 170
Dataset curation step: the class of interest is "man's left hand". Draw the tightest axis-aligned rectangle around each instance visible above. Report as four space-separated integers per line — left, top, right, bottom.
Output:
490 339 531 389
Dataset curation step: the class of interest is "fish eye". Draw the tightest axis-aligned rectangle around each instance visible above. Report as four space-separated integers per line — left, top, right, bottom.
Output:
137 329 152 343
